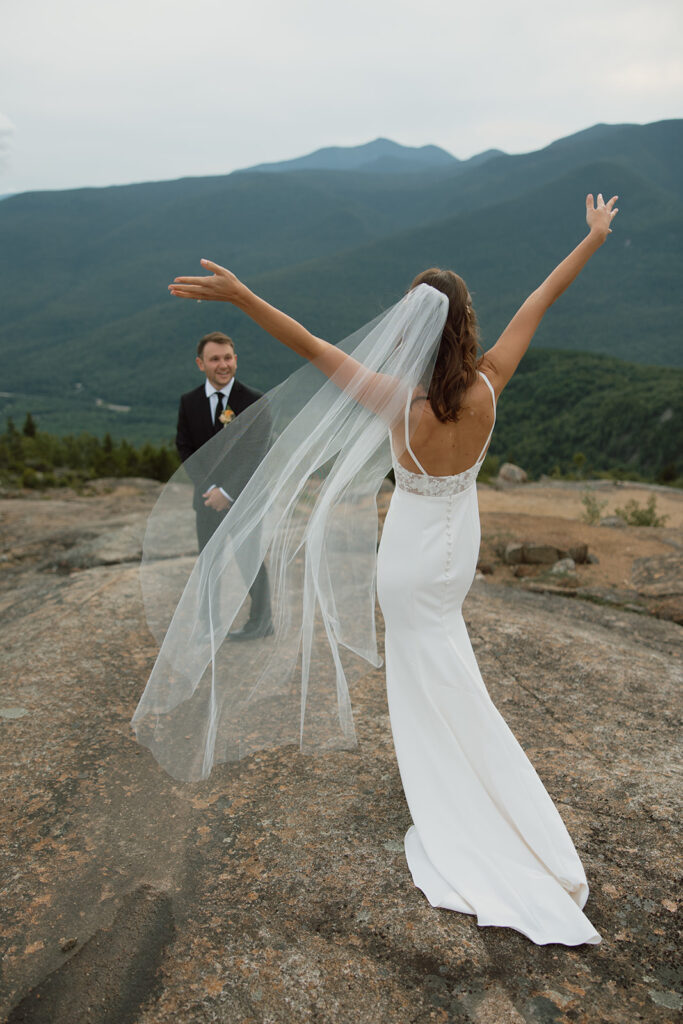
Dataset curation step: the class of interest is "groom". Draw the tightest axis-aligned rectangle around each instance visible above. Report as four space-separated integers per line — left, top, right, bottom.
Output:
175 331 273 638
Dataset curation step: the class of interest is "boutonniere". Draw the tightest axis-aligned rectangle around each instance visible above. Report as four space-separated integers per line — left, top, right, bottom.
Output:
219 407 235 427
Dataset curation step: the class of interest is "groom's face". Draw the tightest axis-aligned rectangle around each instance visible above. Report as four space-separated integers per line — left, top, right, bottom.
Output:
196 341 237 391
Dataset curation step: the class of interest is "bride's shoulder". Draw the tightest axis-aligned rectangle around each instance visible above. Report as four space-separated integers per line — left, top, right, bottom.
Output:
457 376 496 426
409 385 430 408
477 356 503 397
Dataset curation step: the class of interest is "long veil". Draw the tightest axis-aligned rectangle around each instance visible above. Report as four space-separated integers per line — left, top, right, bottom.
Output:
133 284 448 781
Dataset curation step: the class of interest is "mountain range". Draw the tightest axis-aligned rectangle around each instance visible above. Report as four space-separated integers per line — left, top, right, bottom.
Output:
0 120 680 477
245 137 504 175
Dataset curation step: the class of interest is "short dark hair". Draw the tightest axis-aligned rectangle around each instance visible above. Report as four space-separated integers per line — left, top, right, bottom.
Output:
197 332 235 358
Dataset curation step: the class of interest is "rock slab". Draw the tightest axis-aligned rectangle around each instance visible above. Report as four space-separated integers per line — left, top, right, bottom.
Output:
1 487 681 1024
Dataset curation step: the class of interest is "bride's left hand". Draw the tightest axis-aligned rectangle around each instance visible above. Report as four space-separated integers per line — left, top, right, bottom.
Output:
169 259 247 303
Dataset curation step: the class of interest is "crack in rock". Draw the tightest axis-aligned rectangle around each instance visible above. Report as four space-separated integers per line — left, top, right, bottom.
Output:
6 886 175 1024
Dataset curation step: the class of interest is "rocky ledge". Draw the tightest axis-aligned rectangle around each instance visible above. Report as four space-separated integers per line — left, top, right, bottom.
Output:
1 479 681 1024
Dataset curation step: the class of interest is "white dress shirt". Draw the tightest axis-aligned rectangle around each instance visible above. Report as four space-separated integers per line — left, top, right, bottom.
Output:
205 376 236 502
205 375 236 419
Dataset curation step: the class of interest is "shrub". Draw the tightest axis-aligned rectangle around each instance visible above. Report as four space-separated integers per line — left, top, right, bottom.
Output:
21 468 40 489
0 417 180 487
614 495 668 527
656 463 680 485
479 453 500 483
581 491 608 525
572 452 587 479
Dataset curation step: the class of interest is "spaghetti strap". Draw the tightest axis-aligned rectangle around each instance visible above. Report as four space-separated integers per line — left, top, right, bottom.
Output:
404 395 428 476
393 378 495 477
478 370 496 408
475 372 497 465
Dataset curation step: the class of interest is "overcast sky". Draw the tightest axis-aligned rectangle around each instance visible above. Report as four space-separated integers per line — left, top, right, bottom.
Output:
1 0 681 195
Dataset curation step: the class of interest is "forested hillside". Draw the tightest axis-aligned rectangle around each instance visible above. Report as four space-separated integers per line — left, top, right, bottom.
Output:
491 350 681 480
3 349 679 484
0 121 680 480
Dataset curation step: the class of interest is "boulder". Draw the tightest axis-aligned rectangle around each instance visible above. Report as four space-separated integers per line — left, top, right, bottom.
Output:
600 515 627 528
631 552 683 598
497 463 528 485
568 542 589 564
503 542 525 565
550 557 577 576
505 542 583 567
523 543 565 565
57 524 144 570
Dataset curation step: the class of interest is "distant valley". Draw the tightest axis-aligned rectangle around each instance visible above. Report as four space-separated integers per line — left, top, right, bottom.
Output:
0 121 680 478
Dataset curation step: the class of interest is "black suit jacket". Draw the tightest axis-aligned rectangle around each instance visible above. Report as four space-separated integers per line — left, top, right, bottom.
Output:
176 379 267 509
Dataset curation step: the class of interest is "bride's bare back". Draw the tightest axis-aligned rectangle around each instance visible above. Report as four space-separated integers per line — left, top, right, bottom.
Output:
393 369 496 478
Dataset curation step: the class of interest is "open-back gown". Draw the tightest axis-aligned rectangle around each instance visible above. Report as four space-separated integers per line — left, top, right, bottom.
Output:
376 372 600 946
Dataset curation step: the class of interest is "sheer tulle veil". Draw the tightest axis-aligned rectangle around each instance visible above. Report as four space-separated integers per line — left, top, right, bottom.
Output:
133 284 448 780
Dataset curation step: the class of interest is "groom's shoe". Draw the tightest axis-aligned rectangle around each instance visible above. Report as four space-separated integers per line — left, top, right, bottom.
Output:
228 619 274 641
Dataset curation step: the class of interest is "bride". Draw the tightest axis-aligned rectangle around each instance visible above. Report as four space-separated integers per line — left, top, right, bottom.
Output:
134 193 617 946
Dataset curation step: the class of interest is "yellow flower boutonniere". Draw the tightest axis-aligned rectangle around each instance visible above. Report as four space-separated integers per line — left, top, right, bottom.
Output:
219 407 235 427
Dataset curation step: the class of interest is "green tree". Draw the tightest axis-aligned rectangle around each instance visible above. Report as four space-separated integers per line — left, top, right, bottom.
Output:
22 412 37 438
572 452 586 479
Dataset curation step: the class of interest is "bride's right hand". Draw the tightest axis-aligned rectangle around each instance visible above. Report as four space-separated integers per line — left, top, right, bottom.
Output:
585 193 618 239
169 259 248 303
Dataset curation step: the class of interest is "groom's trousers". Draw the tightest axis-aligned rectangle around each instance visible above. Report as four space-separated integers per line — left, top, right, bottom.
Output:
195 502 272 627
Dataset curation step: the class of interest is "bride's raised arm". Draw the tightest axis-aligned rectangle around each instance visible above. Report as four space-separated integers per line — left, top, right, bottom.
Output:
169 260 401 413
481 193 618 395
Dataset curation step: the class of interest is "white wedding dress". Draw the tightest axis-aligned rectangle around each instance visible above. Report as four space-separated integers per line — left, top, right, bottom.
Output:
376 372 601 946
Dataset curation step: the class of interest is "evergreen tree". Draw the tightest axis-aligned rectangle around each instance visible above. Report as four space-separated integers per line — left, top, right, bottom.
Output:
22 413 37 438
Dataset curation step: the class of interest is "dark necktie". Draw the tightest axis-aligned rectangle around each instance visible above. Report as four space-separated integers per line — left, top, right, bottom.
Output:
213 392 225 431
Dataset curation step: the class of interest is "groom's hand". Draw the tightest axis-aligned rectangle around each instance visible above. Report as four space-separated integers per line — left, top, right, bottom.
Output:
203 486 232 512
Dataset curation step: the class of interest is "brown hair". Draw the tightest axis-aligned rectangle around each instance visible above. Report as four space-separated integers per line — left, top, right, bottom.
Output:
197 332 235 358
409 268 481 423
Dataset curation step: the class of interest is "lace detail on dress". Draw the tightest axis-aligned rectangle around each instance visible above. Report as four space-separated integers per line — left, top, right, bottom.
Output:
391 370 496 497
392 459 481 497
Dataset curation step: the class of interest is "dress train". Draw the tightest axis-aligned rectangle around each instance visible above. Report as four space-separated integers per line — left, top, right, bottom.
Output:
376 373 600 946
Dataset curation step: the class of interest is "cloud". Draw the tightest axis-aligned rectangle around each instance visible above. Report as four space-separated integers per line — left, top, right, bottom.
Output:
1 0 681 191
606 59 683 97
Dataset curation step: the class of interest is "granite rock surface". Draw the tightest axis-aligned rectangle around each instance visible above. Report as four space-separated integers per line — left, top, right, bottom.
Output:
1 482 681 1024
